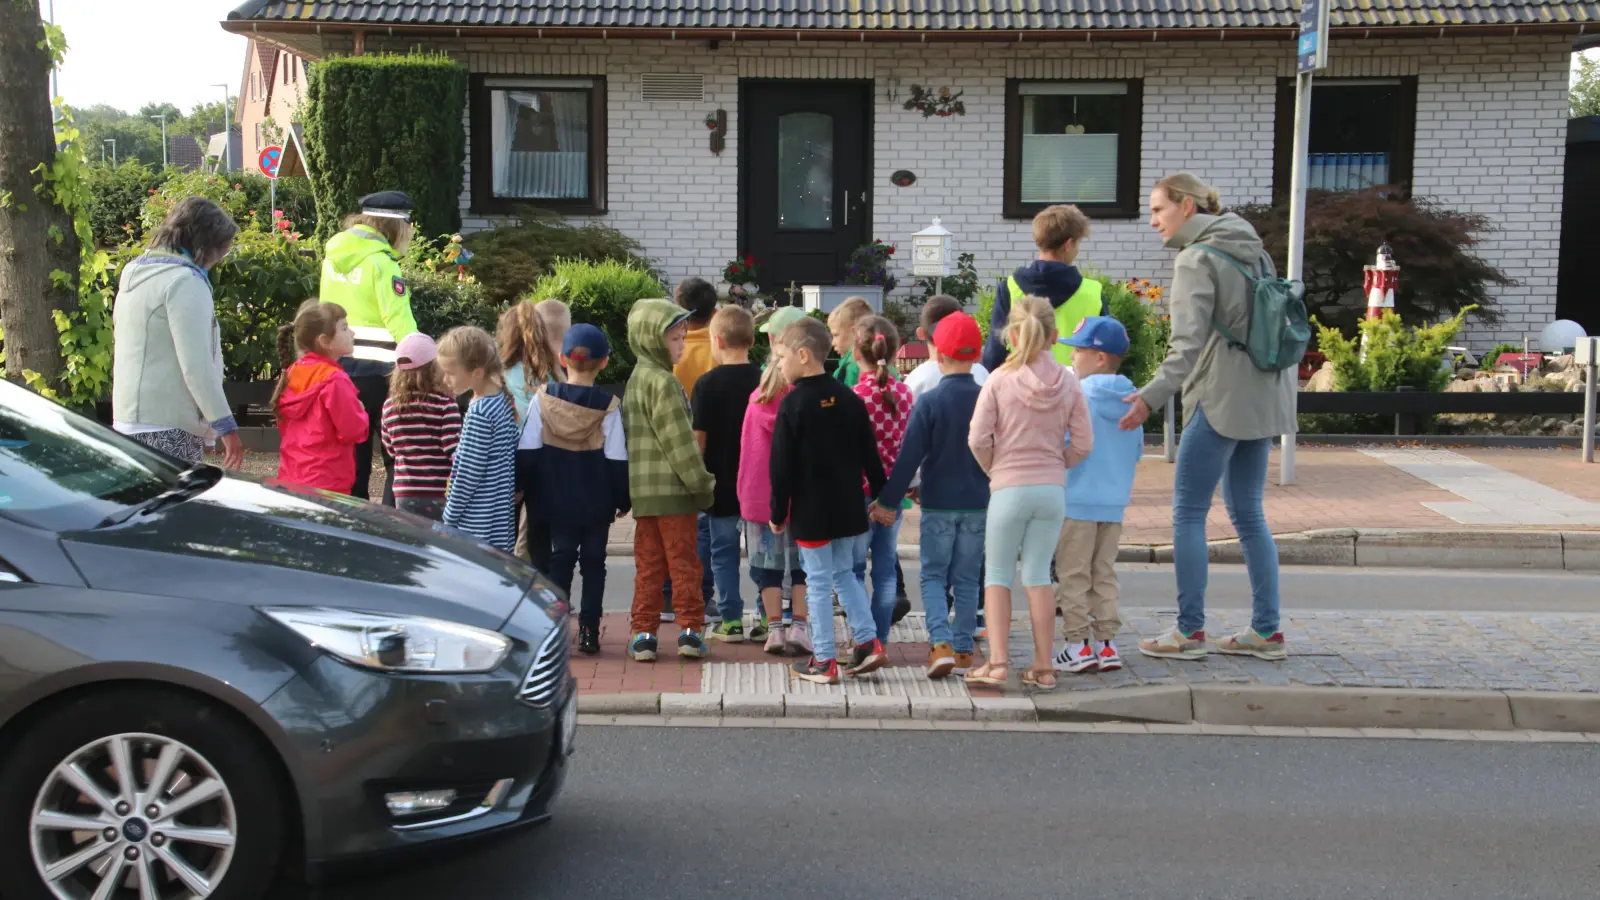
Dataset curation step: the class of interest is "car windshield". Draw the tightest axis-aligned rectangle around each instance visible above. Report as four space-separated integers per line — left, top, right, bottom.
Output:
0 383 184 531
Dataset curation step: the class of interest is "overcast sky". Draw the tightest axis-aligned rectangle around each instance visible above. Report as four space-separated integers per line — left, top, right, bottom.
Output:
42 0 1600 115
53 0 247 113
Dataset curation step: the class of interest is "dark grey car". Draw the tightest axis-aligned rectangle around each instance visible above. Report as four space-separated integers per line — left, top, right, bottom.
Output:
0 382 575 900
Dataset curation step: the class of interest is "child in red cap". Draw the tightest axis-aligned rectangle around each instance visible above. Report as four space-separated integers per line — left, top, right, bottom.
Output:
870 311 991 678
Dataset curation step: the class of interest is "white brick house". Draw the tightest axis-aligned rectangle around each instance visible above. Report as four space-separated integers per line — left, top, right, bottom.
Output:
225 0 1597 347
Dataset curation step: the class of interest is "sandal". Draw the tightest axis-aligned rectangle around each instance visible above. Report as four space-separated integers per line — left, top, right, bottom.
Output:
1021 665 1058 691
963 661 1008 686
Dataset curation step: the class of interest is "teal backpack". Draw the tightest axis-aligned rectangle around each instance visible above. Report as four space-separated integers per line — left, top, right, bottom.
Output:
1190 244 1311 374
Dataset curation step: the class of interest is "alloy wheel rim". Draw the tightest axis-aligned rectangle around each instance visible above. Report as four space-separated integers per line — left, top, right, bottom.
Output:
29 732 238 900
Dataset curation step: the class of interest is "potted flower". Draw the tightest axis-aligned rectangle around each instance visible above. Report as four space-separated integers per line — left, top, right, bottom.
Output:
800 239 896 314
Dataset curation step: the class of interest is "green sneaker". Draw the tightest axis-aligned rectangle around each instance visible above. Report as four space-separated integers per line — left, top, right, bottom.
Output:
748 609 769 640
710 620 746 643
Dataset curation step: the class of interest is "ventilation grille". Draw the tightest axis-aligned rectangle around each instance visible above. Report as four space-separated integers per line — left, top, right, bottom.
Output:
640 73 704 103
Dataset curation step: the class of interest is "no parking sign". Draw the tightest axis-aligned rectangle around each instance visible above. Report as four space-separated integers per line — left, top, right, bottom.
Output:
258 145 283 179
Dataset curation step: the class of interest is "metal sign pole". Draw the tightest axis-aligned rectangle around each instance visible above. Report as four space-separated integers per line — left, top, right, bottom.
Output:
1581 337 1598 464
1280 0 1329 487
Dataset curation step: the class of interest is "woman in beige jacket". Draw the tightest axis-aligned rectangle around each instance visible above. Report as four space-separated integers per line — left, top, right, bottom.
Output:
1119 173 1296 664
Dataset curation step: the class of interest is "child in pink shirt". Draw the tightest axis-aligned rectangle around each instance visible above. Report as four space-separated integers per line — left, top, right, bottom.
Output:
853 315 914 643
967 295 1092 690
737 363 811 656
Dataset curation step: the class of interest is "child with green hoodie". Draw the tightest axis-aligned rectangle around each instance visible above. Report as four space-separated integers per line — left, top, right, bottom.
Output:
623 299 718 661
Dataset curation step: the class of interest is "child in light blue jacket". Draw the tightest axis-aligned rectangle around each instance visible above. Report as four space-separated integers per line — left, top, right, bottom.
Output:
1052 316 1143 674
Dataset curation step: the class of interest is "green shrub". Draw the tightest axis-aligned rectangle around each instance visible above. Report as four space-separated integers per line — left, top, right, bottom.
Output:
83 161 167 247
208 230 321 381
528 259 666 384
1300 308 1473 434
141 171 256 233
465 217 653 305
1102 279 1168 388
1235 191 1512 334
914 252 980 304
974 283 996 343
303 53 467 242
407 269 501 337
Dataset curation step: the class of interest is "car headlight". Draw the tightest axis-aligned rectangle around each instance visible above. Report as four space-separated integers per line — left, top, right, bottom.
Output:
262 607 512 674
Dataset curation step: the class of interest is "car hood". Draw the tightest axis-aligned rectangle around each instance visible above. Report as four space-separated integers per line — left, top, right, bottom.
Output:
58 475 564 633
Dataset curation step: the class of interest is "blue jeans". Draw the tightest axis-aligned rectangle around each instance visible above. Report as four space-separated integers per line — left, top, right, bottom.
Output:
705 515 744 622
984 485 1065 588
1174 406 1280 636
921 510 985 653
548 521 609 627
852 500 903 642
801 538 875 662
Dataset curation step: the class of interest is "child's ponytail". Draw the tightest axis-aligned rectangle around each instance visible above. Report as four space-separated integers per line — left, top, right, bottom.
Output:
853 315 902 418
269 323 297 423
1002 295 1055 371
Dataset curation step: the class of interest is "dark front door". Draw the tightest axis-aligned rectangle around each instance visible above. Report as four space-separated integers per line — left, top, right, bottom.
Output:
741 80 870 297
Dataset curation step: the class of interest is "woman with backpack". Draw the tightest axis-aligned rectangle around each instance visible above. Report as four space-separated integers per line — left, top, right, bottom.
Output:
1118 172 1298 664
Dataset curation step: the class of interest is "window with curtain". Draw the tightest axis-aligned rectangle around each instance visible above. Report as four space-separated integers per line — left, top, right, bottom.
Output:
1004 79 1142 219
485 79 597 203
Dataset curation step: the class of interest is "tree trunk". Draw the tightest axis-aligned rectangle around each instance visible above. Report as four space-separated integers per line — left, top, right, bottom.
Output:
0 0 77 387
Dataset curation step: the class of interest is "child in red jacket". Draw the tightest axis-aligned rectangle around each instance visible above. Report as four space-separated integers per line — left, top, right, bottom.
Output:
273 299 369 494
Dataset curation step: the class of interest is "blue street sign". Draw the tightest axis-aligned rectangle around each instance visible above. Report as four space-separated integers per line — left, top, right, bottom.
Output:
1298 0 1329 73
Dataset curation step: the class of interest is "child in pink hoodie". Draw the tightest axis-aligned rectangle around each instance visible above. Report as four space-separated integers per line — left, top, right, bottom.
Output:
273 300 370 494
736 362 811 656
967 295 1092 691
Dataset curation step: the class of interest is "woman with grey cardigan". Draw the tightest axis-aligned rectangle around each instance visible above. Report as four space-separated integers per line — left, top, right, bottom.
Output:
112 197 245 468
1119 173 1295 663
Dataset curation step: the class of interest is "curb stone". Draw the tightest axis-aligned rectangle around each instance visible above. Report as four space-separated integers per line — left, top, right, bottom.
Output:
578 687 1600 733
609 528 1600 570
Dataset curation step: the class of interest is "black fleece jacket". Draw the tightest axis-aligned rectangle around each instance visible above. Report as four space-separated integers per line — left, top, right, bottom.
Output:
769 373 886 543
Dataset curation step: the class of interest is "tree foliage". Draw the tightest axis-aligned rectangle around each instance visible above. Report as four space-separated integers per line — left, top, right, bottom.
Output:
463 214 654 305
302 52 467 243
1573 53 1600 118
1235 191 1512 335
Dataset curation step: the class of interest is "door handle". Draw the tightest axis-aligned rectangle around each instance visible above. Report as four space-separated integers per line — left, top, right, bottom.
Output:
842 190 849 226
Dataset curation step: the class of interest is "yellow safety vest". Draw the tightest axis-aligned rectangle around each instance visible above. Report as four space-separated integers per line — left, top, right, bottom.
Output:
1006 276 1104 366
318 225 419 363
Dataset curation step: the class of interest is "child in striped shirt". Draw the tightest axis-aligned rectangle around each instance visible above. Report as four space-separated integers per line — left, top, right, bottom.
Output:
438 326 519 552
380 333 461 521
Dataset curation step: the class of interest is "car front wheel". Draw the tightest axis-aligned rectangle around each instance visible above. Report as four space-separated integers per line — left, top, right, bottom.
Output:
0 687 286 900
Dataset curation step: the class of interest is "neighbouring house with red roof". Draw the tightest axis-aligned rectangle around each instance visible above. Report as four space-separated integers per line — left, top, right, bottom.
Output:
237 38 309 176
223 0 1599 347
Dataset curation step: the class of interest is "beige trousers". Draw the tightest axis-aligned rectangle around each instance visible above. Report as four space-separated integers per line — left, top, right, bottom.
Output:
1053 520 1123 642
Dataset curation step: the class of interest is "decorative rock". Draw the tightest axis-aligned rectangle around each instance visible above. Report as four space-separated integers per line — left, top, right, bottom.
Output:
1304 361 1337 392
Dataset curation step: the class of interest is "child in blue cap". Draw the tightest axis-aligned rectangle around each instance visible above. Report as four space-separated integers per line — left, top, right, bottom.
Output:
1051 316 1143 674
516 323 630 655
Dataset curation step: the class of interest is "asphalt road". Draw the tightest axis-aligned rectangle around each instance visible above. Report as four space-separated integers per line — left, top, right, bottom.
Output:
309 726 1600 900
593 561 1600 615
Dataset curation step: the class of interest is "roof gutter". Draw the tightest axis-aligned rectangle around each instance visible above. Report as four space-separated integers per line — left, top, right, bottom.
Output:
219 19 1596 58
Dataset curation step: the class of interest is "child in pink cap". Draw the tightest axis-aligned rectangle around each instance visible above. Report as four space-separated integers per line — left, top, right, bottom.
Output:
380 333 462 520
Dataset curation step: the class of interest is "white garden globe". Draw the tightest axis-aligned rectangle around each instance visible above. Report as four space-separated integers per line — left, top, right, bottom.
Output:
1539 319 1587 353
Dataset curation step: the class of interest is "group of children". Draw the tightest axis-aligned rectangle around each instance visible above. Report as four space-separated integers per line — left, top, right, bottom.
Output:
266 201 1148 688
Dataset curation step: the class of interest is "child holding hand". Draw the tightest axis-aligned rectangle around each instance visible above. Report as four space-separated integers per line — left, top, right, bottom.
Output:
852 315 913 644
738 360 811 656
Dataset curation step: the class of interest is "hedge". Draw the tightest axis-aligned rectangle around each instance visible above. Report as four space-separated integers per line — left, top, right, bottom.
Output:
302 53 467 243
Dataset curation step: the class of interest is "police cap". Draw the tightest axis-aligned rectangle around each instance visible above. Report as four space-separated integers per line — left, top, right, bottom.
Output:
358 191 415 220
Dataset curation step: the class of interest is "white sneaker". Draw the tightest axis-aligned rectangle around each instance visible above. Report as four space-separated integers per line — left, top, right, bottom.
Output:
787 620 814 656
763 623 788 654
1097 640 1124 672
1053 639 1100 674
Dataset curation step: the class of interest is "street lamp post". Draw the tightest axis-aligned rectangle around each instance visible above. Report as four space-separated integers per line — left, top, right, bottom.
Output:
151 114 168 168
211 84 232 173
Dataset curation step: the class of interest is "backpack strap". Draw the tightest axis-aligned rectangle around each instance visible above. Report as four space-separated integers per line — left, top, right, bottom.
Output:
1186 243 1256 351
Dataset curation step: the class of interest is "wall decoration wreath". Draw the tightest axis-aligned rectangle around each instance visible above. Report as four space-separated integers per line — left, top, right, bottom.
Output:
903 84 966 118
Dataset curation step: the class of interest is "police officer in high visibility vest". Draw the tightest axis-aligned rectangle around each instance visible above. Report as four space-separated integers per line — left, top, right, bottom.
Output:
319 190 421 504
980 204 1108 372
